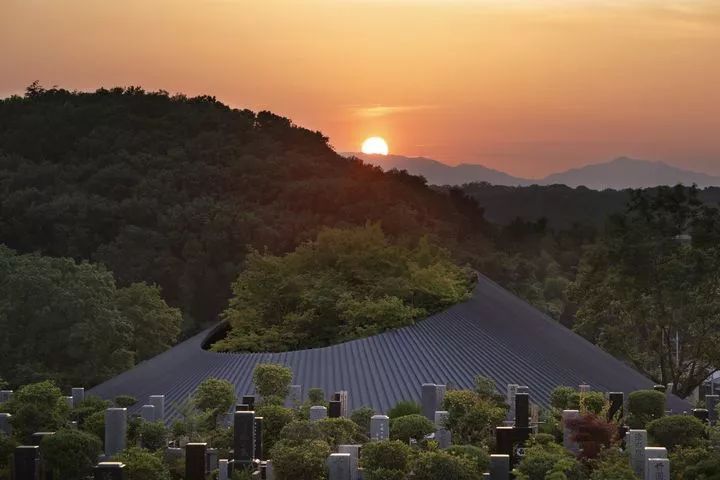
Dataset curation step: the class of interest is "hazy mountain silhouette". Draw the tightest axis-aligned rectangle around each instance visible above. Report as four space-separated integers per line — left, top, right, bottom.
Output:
348 153 720 190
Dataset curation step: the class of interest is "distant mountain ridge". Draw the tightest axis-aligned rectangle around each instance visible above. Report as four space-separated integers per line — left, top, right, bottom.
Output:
347 152 720 190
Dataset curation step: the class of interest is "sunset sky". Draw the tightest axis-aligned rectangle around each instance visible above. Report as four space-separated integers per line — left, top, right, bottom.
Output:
2 0 719 178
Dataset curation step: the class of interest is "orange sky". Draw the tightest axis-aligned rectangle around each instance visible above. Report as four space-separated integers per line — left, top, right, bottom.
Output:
2 0 720 178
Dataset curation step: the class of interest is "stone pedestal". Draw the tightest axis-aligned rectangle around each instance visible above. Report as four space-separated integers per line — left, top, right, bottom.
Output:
242 395 256 411
266 459 275 480
94 461 127 480
105 408 127 457
644 446 667 480
185 443 207 480
328 453 351 480
0 390 13 403
14 446 40 480
515 393 529 428
489 454 509 480
421 384 444 420
370 415 389 441
693 408 709 423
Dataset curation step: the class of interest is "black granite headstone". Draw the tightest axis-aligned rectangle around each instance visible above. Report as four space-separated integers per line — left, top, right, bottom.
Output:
93 462 127 480
693 408 709 423
185 443 207 480
328 400 342 418
234 411 255 467
515 393 529 428
14 446 40 480
236 404 250 412
608 392 624 422
242 395 256 411
254 417 264 461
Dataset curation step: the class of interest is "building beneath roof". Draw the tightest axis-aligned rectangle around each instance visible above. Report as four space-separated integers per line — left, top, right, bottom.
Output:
89 275 690 421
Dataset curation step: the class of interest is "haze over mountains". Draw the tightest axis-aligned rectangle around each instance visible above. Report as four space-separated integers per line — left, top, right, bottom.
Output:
349 153 720 190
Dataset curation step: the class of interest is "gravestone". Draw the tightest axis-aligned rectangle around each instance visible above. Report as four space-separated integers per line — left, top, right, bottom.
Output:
421 384 443 420
30 432 54 446
653 385 667 393
105 408 127 457
608 392 624 422
705 395 719 425
254 417 264 460
646 458 670 480
233 411 255 467
644 446 667 480
266 459 275 480
579 384 590 393
206 448 219 474
693 408 709 423
506 384 519 420
64 396 74 409
185 443 207 480
236 404 250 412
287 385 302 407
495 426 513 456
93 461 127 480
242 395 256 411
626 429 647 477
218 459 229 480
0 413 12 436
165 447 183 463
0 390 13 403
71 388 85 407
14 445 40 480
370 415 389 441
328 453 351 480
310 406 328 421
515 393 529 429
489 454 510 480
561 410 580 454
329 401 342 418
338 445 360 480
334 391 349 417
434 410 451 448
140 405 155 422
149 395 165 423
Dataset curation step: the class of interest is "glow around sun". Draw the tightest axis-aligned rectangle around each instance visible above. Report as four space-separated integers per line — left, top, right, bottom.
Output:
361 136 389 155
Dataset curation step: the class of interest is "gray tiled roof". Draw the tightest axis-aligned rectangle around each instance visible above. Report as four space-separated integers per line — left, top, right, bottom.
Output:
89 275 690 420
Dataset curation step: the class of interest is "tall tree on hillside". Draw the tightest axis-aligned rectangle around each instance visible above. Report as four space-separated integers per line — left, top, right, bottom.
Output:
569 186 720 397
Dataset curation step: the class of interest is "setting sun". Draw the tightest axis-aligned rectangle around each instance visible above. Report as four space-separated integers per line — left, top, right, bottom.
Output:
361 137 389 156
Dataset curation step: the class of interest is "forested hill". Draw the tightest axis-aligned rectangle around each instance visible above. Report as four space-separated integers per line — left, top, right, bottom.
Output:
0 85 488 329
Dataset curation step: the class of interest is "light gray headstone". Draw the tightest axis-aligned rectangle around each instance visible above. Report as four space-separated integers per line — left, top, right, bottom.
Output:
328 452 352 480
71 387 85 406
489 454 510 480
338 445 360 480
507 384 519 420
206 448 218 473
561 410 580 453
149 395 165 422
370 415 389 441
104 408 127 457
422 384 441 420
436 428 452 449
434 410 449 428
0 390 12 403
436 385 446 409
644 447 667 480
0 413 11 436
310 406 328 421
266 459 275 480
165 447 183 462
627 429 647 477
64 396 74 409
218 459 229 480
287 385 303 407
141 404 156 422
706 395 719 424
646 458 670 480
579 384 591 393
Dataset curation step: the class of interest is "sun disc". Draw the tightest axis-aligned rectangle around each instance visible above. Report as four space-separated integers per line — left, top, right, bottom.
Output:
361 136 389 155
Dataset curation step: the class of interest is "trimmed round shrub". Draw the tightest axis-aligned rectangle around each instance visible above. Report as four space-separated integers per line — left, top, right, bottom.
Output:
388 400 421 419
578 392 606 415
317 418 366 448
647 415 705 451
278 420 323 444
550 386 577 410
139 421 167 451
270 439 331 480
117 447 171 480
253 364 293 399
390 414 435 443
80 410 105 444
308 388 325 404
628 390 665 428
256 405 296 452
361 440 412 473
589 450 636 480
114 395 137 408
446 444 490 474
412 450 476 480
350 406 374 435
40 429 102 480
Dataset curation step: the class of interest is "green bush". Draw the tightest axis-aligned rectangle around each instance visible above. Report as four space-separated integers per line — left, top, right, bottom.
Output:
361 440 412 473
317 418 366 448
308 388 325 405
6 381 70 441
72 396 111 426
513 441 584 480
350 406 374 435
270 439 331 480
443 390 506 445
670 446 720 480
647 415 705 451
117 447 171 480
40 429 102 480
388 400 422 419
253 364 293 400
138 421 166 451
114 395 137 408
550 387 577 410
578 392 606 415
412 450 477 480
193 378 236 425
278 420 324 444
446 444 490 474
81 409 105 441
628 390 665 428
389 414 435 443
256 405 296 452
589 449 636 480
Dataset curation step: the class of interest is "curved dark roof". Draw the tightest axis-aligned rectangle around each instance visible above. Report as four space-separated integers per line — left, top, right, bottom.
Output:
90 275 690 420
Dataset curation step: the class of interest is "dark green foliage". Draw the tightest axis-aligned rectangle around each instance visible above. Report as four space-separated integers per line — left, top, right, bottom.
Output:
670 447 720 480
387 400 422 419
360 440 412 477
627 390 665 428
389 414 435 443
114 395 138 408
308 388 325 405
513 440 584 480
256 405 296 452
193 378 235 426
215 225 473 352
253 364 293 400
0 434 18 472
550 386 578 410
72 395 111 427
473 376 505 407
446 445 490 474
411 450 478 480
350 406 374 435
647 415 705 451
138 421 167 451
82 410 106 442
116 447 171 480
578 392 606 415
270 439 331 480
5 381 69 441
588 450 636 480
40 429 102 480
277 420 324 444
443 390 507 445
317 418 366 448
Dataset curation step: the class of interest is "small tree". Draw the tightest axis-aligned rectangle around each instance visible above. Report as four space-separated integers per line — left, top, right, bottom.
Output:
350 406 374 435
627 390 665 428
361 440 412 480
40 429 102 480
565 414 617 460
193 378 235 426
412 450 476 480
253 364 293 402
446 445 490 474
116 447 171 480
6 381 69 441
647 415 705 451
114 395 137 408
139 421 167 451
389 414 435 443
255 405 296 452
308 388 325 405
317 418 366 448
270 439 331 480
387 400 421 419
